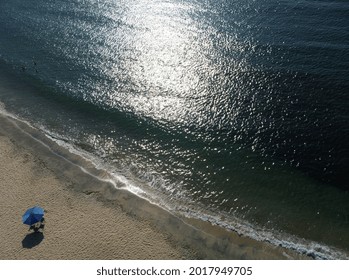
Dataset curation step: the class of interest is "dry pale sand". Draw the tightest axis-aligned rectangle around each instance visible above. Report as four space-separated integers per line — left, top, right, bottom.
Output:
0 134 191 259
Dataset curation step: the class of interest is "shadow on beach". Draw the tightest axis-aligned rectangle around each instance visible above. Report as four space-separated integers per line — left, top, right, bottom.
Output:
22 232 44 248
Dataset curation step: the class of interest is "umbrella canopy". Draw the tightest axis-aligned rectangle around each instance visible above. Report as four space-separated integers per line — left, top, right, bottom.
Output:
22 206 44 225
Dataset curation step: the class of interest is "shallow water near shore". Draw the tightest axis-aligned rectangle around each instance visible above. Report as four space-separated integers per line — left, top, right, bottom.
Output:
0 0 348 259
0 112 310 259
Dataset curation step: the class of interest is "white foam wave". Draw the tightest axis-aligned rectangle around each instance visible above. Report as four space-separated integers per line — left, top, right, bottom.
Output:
1 107 347 260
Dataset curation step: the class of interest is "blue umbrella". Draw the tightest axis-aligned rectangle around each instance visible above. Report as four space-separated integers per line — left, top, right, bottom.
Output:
22 206 44 225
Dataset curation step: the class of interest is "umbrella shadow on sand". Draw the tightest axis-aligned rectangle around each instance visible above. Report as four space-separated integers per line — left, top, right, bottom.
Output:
22 232 44 249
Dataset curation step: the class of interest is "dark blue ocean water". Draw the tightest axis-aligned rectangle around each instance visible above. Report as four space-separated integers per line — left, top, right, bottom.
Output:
0 0 348 259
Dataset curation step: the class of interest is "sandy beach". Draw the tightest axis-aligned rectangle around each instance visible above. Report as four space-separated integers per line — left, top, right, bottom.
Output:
0 112 309 260
0 126 193 259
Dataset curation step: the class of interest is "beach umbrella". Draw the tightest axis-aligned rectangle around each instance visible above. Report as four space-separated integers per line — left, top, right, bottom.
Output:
22 206 44 225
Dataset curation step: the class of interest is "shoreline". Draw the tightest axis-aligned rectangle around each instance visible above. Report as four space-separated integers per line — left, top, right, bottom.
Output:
0 112 309 259
0 113 193 259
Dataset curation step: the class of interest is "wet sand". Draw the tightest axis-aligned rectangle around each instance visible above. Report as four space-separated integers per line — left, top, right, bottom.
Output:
0 113 308 260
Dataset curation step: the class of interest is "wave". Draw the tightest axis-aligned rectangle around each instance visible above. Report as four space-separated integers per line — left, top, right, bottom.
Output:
1 103 347 260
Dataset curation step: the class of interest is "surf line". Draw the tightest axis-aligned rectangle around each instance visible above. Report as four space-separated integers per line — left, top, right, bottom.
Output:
5 113 119 188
